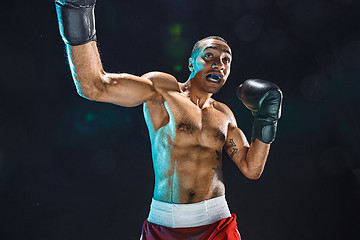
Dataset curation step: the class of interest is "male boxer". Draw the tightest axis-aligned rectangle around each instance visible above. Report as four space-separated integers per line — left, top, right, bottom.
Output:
55 1 282 239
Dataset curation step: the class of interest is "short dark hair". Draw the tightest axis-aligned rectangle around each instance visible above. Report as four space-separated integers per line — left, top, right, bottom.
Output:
191 36 229 58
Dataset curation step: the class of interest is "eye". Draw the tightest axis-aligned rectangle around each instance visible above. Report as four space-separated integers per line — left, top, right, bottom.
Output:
223 57 231 64
204 53 213 59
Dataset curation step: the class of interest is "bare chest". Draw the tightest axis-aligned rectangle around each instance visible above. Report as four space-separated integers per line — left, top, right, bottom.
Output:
145 92 229 148
174 105 227 146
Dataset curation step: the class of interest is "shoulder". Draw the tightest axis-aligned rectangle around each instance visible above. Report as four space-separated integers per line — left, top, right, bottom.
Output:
141 71 181 92
213 100 237 126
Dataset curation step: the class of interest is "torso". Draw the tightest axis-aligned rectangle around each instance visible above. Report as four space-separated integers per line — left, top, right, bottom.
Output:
143 75 232 204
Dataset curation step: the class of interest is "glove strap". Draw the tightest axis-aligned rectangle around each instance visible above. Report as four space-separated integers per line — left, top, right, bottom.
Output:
252 118 278 144
55 2 97 46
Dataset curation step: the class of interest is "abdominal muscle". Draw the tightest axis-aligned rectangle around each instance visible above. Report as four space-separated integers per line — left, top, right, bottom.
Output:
153 144 225 204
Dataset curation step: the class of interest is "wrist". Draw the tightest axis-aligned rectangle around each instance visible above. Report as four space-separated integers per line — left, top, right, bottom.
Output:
55 1 97 46
251 118 278 144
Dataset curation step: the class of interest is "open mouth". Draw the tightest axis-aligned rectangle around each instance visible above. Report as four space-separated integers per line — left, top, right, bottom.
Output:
206 74 222 83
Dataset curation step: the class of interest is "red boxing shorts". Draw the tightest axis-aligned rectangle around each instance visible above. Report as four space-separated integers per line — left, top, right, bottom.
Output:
140 213 241 240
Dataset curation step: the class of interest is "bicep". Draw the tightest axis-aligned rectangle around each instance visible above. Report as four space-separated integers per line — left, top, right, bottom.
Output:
93 71 179 107
94 72 159 107
224 124 250 166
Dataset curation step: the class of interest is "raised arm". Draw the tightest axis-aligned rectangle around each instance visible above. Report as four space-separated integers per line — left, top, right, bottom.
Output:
224 79 283 179
55 0 159 107
66 42 158 107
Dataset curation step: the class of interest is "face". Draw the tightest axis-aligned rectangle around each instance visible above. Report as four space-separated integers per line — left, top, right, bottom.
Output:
189 39 232 94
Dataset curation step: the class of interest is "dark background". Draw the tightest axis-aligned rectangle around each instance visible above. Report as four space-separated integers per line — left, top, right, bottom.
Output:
1 0 360 239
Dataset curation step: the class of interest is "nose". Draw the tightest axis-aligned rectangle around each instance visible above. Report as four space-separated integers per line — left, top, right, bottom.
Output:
212 62 224 70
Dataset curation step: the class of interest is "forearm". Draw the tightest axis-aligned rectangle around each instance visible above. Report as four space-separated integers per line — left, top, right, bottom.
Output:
66 41 106 99
240 139 270 179
55 0 105 99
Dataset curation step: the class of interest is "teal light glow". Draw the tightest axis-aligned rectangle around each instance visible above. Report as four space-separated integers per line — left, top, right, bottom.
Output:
143 101 177 200
85 112 95 122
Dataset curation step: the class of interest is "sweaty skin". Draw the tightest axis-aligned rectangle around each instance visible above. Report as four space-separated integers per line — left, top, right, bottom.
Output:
65 39 270 204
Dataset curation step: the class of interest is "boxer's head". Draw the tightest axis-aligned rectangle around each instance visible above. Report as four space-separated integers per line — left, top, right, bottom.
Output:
188 36 232 94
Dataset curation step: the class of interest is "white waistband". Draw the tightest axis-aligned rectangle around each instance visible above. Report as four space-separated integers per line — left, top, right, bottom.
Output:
147 195 231 228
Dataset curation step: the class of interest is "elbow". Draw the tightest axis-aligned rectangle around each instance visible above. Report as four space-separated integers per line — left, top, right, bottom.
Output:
77 88 94 100
76 86 94 99
74 79 104 101
77 87 103 101
245 172 262 180
239 163 263 180
70 69 106 101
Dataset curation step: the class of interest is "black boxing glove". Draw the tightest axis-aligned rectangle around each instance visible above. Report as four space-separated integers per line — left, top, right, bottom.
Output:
236 79 283 144
55 0 97 45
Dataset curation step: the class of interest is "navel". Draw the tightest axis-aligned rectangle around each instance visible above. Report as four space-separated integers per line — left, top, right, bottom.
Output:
187 189 196 203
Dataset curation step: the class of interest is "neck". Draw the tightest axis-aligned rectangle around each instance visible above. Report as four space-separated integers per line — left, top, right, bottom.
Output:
183 78 212 109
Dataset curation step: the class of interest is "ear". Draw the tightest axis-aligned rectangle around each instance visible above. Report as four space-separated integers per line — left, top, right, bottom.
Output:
188 58 194 72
